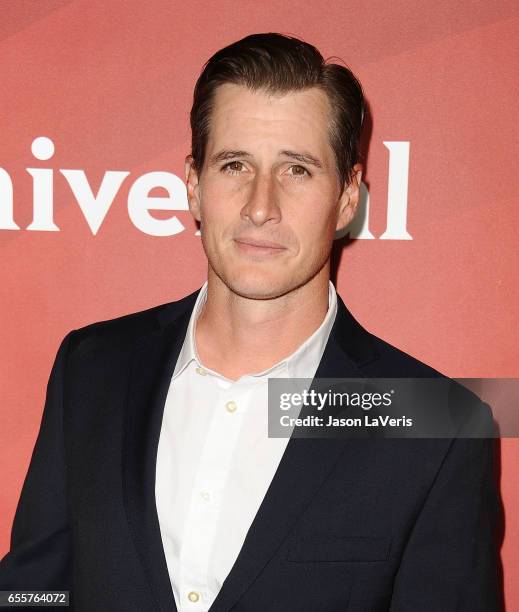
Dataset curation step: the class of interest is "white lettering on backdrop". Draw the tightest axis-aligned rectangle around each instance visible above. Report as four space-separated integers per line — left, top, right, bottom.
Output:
0 137 411 239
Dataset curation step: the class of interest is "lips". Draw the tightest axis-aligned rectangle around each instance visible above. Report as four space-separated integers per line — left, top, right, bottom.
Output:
234 237 287 254
235 237 285 248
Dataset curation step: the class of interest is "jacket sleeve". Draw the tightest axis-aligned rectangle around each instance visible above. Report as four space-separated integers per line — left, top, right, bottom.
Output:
389 405 502 611
0 333 74 591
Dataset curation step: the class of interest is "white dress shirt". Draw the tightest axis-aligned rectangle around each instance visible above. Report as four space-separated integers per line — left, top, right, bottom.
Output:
155 281 338 612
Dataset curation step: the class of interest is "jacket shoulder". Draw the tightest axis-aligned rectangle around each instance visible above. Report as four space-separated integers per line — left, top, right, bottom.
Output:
67 289 199 354
362 332 493 434
335 294 445 380
363 331 446 379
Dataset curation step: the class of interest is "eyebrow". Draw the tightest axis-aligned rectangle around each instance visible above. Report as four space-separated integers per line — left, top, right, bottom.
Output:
209 150 252 165
209 149 323 168
279 150 323 168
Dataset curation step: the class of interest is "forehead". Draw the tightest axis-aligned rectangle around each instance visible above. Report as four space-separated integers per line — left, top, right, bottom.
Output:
207 83 333 157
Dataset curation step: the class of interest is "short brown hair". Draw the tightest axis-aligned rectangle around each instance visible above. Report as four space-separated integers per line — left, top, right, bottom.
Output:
190 33 365 190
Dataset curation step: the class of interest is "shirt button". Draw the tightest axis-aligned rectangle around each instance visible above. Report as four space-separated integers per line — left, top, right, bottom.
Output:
196 367 207 376
187 591 200 603
200 490 210 502
225 400 237 413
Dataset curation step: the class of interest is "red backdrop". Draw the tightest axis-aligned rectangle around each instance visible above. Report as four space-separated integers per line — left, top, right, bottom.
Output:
1 0 518 606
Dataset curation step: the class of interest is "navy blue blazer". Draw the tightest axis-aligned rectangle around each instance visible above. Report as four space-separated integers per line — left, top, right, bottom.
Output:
0 289 502 611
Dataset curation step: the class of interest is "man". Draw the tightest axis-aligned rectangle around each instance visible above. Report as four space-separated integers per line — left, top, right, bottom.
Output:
0 33 501 611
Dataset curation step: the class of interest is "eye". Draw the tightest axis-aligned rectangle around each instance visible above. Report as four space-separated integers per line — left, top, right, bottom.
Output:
222 161 245 175
287 164 310 179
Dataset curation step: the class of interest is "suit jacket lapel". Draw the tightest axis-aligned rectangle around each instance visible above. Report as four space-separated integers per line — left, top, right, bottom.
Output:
209 296 379 612
122 294 196 612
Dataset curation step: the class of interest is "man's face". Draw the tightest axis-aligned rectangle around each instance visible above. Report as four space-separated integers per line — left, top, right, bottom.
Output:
186 83 361 300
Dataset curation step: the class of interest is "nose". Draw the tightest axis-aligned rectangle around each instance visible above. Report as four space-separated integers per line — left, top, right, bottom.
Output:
240 173 281 226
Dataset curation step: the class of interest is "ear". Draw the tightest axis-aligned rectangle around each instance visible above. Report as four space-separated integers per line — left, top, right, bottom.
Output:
185 155 202 222
336 163 362 232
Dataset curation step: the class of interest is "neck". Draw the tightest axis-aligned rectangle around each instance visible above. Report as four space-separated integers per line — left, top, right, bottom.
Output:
195 266 331 380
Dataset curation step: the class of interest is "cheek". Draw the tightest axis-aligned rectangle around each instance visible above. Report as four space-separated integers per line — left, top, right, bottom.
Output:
199 201 239 251
199 188 229 226
288 209 337 265
292 202 337 244
200 179 243 220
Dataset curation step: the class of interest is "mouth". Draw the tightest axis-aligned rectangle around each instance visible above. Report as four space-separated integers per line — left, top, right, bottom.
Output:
233 237 287 256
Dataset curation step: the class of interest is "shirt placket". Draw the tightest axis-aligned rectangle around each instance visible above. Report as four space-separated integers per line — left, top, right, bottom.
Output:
178 375 249 611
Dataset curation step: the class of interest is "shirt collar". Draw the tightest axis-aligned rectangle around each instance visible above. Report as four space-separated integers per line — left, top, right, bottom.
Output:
172 281 338 381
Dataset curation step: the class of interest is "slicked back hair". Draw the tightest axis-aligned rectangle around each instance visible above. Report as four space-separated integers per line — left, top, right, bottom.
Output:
190 33 365 191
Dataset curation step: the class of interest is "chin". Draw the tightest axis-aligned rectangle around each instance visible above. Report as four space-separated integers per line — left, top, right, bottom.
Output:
221 270 295 301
